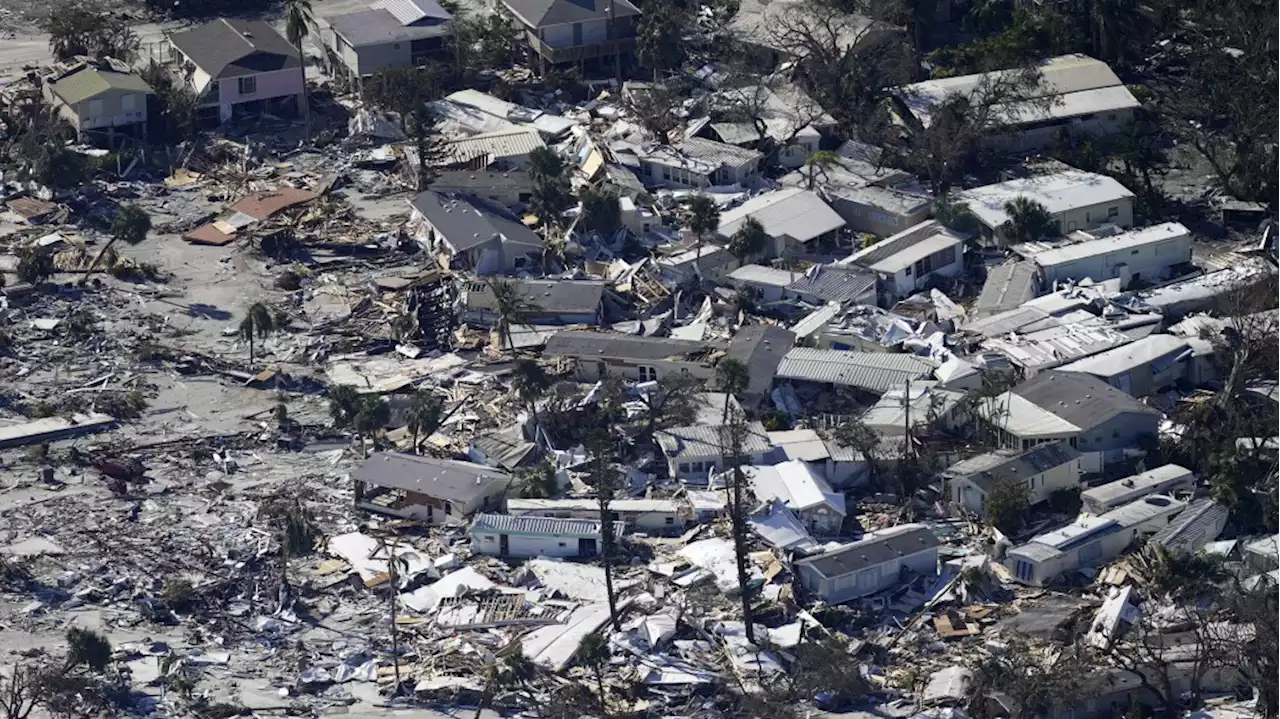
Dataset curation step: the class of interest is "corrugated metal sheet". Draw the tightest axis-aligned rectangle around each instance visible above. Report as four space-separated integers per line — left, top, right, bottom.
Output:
471 513 624 537
775 347 934 392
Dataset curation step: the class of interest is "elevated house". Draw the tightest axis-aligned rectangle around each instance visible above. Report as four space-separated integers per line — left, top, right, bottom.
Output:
160 18 303 126
497 0 641 69
794 524 940 603
41 57 153 144
959 169 1135 247
322 0 453 82
353 454 511 524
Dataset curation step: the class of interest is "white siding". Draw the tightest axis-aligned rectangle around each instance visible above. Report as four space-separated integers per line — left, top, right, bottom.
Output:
471 531 592 558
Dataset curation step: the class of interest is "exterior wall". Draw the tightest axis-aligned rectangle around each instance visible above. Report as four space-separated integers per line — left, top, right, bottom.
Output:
730 278 791 303
1079 412 1159 463
569 357 714 384
1088 357 1190 399
668 451 770 483
434 183 533 209
992 107 1137 152
351 40 411 76
471 530 599 558
215 67 304 107
882 243 964 300
792 283 877 307
988 197 1135 245
1007 525 1138 586
1081 472 1195 515
800 506 843 536
1039 234 1193 285
832 198 931 238
640 159 711 189
952 460 1081 514
802 548 937 603
539 22 576 47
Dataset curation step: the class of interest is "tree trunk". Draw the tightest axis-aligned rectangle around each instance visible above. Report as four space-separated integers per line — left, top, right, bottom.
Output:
389 555 402 695
730 461 754 643
297 43 311 140
594 665 608 717
80 236 119 285
472 666 495 719
248 332 256 368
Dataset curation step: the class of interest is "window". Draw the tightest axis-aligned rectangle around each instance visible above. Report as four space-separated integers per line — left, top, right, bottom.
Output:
121 94 137 113
679 463 690 474
238 76 257 96
665 517 675 525
662 166 671 181
393 43 401 49
904 266 912 276
518 192 532 203
691 461 705 473
1131 249 1140 255
1069 436 1078 448
1015 560 1034 581
1107 206 1119 218
444 501 453 515
558 542 567 547
638 365 658 382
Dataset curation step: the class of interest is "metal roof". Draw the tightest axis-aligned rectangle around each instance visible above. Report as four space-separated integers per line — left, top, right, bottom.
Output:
1057 333 1191 378
766 429 831 462
797 524 940 579
972 261 1042 318
728 264 796 288
499 0 640 28
1011 370 1161 428
446 128 546 165
1026 222 1190 268
470 428 536 470
46 61 153 106
506 498 680 514
959 170 1135 230
867 231 963 274
672 137 764 168
861 381 966 434
943 441 1081 493
409 191 544 253
372 0 452 24
467 279 605 315
981 321 1134 372
655 422 773 460
1080 464 1193 507
470 513 624 538
1100 494 1186 529
1148 499 1228 553
543 331 720 362
717 188 846 244
785 266 877 303
745 460 846 515
979 392 1081 437
776 347 934 393
168 19 300 80
353 453 511 502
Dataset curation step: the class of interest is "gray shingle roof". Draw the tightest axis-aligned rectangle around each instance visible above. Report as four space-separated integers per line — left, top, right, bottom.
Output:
798 524 940 578
655 422 772 459
1012 370 1161 429
726 324 795 398
776 348 935 393
544 331 723 362
500 0 640 28
327 8 451 48
353 454 511 502
168 19 300 80
786 266 878 303
944 441 1080 493
471 513 624 537
409 191 544 253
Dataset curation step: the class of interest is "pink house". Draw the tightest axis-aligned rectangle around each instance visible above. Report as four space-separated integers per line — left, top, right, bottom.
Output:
164 19 304 126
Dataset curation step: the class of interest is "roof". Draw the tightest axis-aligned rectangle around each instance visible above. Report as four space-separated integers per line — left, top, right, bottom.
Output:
1080 464 1193 507
433 170 535 194
797 524 940 578
1100 494 1186 529
958 170 1134 230
981 322 1135 372
167 19 300 79
543 331 720 362
637 137 763 175
1010 370 1161 429
972 261 1042 318
766 429 831 462
776 347 934 393
409 191 544 253
1148 499 1228 553
469 279 605 315
746 460 846 515
446 128 546 165
790 303 842 339
374 0 452 23
849 220 962 270
471 513 624 537
327 7 451 48
897 54 1140 130
944 442 1081 493
470 428 537 470
726 324 796 397
500 0 640 27
717 188 846 243
1027 223 1190 269
785 266 878 303
655 422 773 460
506 498 680 514
46 60 153 106
860 381 966 434
352 453 511 502
867 230 962 274
728 264 796 288
231 188 318 220
981 392 1081 437
1057 333 1192 378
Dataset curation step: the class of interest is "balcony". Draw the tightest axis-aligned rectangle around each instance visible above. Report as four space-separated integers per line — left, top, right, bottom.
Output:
525 31 636 65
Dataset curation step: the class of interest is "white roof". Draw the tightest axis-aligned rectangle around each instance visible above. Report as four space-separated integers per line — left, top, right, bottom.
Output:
982 322 1133 371
898 54 1140 129
717 187 846 244
866 230 962 274
728 263 797 288
446 128 546 164
506 498 681 514
1057 333 1192 377
1081 465 1193 506
790 302 842 339
981 392 1081 436
746 460 846 515
776 347 935 392
1028 223 1190 268
959 170 1134 229
765 429 831 462
860 381 965 434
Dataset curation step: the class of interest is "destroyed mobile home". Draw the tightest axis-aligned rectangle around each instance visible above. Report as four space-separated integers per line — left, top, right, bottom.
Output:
0 4 1275 719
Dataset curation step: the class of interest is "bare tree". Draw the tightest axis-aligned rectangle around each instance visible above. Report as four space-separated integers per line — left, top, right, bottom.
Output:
623 81 686 145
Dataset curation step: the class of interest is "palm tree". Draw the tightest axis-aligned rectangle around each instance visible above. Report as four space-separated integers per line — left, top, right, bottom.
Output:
329 385 362 431
804 149 841 190
404 389 443 453
728 215 769 266
238 302 277 367
933 194 982 236
376 536 412 694
284 0 315 139
999 197 1058 245
577 632 611 715
512 359 551 444
686 194 720 267
354 395 391 458
1082 0 1138 64
486 278 535 355
526 147 565 185
82 204 150 284
715 358 750 422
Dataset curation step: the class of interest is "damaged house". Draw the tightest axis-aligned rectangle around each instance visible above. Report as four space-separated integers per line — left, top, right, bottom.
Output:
780 146 932 238
469 514 625 558
959 169 1136 247
408 191 546 274
715 188 847 259
845 220 965 303
945 441 1082 517
543 331 724 383
656 422 773 483
794 523 940 603
619 137 764 189
505 498 688 534
461 279 610 327
353 454 512 524
321 0 453 82
744 459 846 536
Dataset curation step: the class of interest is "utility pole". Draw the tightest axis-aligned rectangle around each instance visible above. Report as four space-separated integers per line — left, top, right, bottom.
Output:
609 0 621 91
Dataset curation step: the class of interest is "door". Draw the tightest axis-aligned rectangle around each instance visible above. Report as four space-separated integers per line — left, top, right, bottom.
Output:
499 534 510 557
578 537 598 556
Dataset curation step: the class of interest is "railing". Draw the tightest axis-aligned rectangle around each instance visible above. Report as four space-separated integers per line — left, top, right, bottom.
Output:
525 31 635 64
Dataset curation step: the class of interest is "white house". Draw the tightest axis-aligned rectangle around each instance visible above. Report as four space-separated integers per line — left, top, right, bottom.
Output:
1080 464 1195 515
726 264 800 302
895 55 1141 152
744 460 847 536
505 497 687 535
779 149 933 238
846 221 964 302
1004 494 1187 586
1058 333 1214 397
1017 222 1193 287
352 454 511 524
628 137 764 189
959 169 1135 247
859 381 968 436
655 422 774 483
469 514 625 558
794 524 940 603
945 442 1082 516
715 187 846 258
